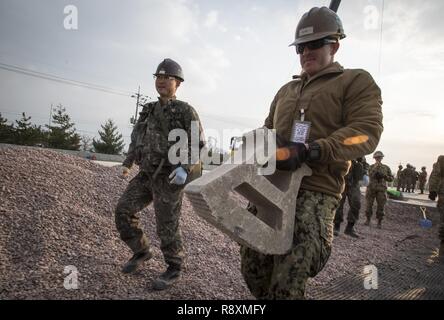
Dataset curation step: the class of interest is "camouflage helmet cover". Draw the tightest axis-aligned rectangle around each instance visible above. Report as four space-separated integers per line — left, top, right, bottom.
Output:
373 151 384 158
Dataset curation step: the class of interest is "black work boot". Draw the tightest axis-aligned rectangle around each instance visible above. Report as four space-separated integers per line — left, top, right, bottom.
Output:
122 249 152 274
344 223 360 238
364 217 371 226
334 223 341 237
377 220 382 229
152 265 181 290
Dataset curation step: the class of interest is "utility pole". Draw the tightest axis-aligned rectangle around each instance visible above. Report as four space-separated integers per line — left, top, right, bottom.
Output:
48 103 53 127
130 86 150 124
134 86 140 123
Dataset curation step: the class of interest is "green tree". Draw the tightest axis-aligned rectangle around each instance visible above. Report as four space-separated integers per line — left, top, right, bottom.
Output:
46 104 80 150
14 112 45 146
80 134 93 151
0 113 15 143
93 119 125 155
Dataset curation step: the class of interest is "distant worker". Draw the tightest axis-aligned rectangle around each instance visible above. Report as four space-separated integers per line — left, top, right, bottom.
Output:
400 165 407 192
428 155 444 261
418 166 428 194
396 164 403 191
412 167 419 192
365 151 393 229
334 157 366 238
402 164 414 192
115 58 205 290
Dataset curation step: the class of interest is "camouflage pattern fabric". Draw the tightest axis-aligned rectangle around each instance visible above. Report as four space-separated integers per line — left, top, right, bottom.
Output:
240 190 338 300
367 163 393 191
115 170 185 268
123 98 205 175
396 168 404 191
440 206 444 242
365 188 387 221
116 98 204 269
400 168 408 191
418 170 427 193
365 162 393 221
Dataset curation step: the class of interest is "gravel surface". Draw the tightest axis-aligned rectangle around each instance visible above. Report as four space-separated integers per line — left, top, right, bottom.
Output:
0 145 442 300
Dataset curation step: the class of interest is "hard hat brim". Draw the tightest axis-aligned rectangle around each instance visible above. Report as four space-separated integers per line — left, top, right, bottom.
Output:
289 32 346 46
153 73 184 82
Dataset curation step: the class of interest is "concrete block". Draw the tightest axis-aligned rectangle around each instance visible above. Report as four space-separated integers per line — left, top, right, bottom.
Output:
185 129 312 254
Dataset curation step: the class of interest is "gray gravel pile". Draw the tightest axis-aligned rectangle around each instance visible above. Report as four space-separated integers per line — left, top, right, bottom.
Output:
0 145 251 299
0 144 442 300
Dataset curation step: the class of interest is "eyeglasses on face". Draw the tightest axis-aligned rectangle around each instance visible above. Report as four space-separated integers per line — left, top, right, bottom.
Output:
153 75 176 81
296 38 337 54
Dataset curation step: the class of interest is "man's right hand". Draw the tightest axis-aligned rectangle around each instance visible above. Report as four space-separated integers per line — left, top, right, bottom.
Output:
275 135 307 171
373 172 385 180
122 166 130 178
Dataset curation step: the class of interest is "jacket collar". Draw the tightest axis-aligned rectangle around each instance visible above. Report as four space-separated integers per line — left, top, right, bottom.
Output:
300 61 344 85
158 96 177 106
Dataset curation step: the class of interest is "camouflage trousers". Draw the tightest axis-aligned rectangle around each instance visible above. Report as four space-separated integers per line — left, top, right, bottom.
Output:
115 170 185 268
240 190 338 300
419 182 426 193
334 184 361 226
396 179 404 191
438 195 444 241
365 188 387 221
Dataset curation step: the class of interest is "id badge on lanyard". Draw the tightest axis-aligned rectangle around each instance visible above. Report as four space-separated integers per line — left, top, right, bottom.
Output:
290 108 311 144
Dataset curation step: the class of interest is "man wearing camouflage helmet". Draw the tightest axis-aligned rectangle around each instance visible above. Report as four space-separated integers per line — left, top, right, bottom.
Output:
240 6 383 299
333 157 367 238
364 151 393 228
402 164 413 192
396 164 403 191
115 58 205 290
418 166 428 194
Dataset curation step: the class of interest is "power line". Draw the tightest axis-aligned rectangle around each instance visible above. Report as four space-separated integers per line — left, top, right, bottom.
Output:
0 62 261 128
0 61 134 97
199 112 261 128
378 0 385 77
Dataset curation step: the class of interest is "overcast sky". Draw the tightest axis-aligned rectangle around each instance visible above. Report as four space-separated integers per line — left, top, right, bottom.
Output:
1 0 443 172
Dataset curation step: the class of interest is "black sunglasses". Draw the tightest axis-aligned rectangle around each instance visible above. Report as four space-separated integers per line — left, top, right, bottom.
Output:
296 38 337 54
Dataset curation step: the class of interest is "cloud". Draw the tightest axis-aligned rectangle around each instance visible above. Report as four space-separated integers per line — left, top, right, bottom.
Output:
184 45 231 94
204 10 218 28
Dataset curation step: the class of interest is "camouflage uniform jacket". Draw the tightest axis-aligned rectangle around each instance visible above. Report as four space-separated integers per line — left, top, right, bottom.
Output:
419 170 427 183
396 168 403 180
368 163 394 191
123 98 205 175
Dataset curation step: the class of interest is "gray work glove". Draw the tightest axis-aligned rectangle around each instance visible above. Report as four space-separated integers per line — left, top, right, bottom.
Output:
121 166 130 179
169 167 188 185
